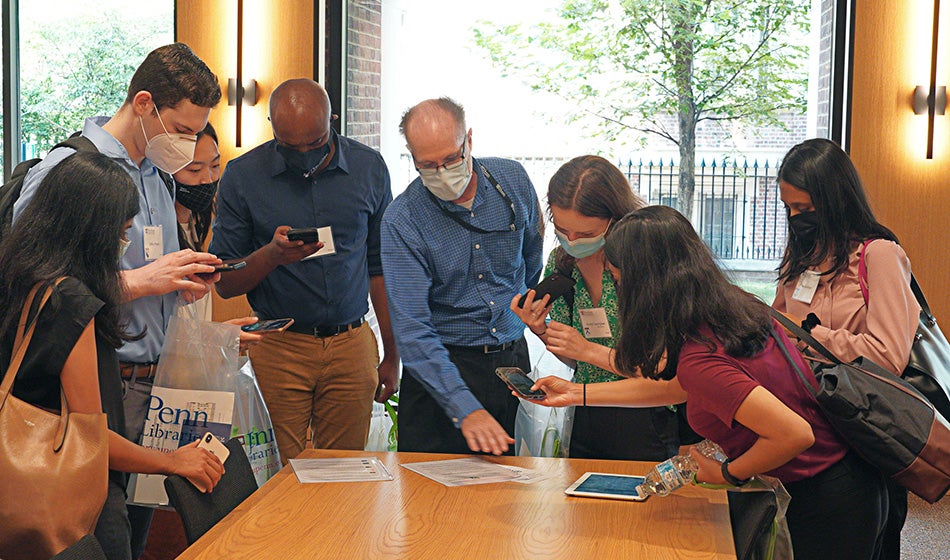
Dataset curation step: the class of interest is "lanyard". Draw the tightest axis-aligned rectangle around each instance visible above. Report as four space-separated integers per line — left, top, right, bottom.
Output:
425 164 517 234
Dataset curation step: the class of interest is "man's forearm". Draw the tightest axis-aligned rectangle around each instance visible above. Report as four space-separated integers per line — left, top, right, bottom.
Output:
215 245 279 299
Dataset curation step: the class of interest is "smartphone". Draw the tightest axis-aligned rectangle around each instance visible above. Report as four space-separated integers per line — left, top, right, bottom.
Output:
213 261 247 273
519 272 576 308
240 318 295 333
196 432 230 464
495 367 546 400
287 227 321 244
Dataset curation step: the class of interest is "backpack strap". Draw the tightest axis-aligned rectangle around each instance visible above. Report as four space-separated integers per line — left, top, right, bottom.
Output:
857 238 930 322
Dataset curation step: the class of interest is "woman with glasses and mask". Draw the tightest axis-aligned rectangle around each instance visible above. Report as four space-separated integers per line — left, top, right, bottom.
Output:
773 138 919 560
525 205 888 559
511 155 682 461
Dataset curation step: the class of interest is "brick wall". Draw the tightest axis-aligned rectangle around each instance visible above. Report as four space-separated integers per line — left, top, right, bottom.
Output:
346 0 382 149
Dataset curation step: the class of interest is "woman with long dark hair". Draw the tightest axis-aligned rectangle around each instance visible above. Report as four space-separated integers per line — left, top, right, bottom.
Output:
0 152 224 560
530 205 887 559
774 138 919 559
511 155 681 460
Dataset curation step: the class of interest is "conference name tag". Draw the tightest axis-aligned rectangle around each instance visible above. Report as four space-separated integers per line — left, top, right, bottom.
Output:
792 270 821 304
579 307 612 339
143 225 164 261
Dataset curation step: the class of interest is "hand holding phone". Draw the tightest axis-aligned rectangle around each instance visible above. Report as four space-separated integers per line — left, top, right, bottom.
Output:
240 318 295 333
519 272 576 308
496 367 546 399
196 432 231 464
213 261 247 273
287 227 321 244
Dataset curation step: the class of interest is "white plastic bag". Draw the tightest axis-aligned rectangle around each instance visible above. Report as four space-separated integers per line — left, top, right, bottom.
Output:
129 315 280 504
513 351 575 457
231 357 281 487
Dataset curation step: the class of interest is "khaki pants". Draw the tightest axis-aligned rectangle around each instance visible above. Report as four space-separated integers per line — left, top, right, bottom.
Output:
249 321 379 463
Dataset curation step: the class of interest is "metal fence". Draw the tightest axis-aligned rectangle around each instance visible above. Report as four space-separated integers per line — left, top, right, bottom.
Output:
397 154 788 261
621 158 787 261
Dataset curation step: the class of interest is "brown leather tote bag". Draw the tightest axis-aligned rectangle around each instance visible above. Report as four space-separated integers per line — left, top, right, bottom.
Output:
0 281 109 559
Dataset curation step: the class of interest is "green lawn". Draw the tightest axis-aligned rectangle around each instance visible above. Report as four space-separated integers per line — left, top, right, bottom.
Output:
734 279 778 304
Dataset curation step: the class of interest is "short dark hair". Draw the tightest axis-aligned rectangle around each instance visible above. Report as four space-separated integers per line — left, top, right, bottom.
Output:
125 43 221 110
776 138 897 282
0 152 141 347
604 206 771 379
399 97 466 143
547 155 644 272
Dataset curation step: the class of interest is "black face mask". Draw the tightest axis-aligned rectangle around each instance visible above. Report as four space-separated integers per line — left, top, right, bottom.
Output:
175 180 218 213
788 211 820 253
277 139 332 178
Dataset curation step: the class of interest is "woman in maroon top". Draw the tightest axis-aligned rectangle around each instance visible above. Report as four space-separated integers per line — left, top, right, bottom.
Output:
531 205 887 559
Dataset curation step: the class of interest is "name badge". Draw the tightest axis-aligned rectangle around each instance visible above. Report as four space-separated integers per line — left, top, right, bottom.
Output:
143 225 164 261
791 270 820 304
579 307 612 339
302 226 337 260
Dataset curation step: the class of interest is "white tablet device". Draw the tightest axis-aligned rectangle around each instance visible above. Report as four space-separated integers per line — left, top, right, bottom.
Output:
564 472 648 501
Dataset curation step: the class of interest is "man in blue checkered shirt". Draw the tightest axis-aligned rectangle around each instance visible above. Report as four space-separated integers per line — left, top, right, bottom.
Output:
381 97 544 455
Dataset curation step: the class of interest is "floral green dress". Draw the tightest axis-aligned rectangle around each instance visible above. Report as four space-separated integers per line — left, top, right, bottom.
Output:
545 251 622 384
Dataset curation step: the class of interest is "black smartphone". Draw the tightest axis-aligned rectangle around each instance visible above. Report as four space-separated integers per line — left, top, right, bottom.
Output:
519 272 576 308
287 227 321 244
240 318 295 333
214 261 247 273
495 367 546 400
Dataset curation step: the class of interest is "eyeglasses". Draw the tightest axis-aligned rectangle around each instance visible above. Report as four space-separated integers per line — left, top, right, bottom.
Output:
415 140 466 172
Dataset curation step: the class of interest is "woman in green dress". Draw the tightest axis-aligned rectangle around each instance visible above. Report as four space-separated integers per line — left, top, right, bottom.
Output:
511 155 681 460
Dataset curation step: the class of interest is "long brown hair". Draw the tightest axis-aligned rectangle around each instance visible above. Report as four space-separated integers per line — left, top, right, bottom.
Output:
547 155 644 271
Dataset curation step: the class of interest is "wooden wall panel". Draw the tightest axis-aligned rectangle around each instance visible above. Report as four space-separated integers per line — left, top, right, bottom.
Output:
850 0 949 318
176 0 315 321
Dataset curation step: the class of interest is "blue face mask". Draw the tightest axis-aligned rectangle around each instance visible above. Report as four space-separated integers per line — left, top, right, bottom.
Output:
555 227 608 259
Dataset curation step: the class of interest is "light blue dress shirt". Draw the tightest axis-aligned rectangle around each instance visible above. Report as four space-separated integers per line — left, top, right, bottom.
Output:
381 157 544 425
14 116 180 363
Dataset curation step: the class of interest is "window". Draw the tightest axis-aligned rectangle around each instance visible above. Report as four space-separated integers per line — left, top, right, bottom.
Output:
11 0 172 163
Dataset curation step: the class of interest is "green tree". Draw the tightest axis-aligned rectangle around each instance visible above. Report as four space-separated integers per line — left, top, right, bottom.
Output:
19 11 170 156
475 0 810 218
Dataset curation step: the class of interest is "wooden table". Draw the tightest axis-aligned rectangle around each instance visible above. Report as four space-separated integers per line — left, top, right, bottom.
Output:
177 450 736 559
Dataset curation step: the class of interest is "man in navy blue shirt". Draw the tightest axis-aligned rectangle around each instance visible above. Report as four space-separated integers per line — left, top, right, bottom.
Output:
211 79 398 462
381 98 544 455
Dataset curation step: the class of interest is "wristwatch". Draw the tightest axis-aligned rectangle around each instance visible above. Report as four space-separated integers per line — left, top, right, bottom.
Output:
721 458 751 487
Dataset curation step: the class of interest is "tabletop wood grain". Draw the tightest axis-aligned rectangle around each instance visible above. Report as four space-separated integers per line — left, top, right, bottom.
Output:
176 449 736 559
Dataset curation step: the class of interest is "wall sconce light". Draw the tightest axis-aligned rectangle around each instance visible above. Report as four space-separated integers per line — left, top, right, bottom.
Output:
228 79 258 107
228 0 257 148
913 0 945 159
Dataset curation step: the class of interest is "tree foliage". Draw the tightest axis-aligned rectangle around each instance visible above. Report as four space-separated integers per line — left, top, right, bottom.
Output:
474 0 810 218
18 11 170 156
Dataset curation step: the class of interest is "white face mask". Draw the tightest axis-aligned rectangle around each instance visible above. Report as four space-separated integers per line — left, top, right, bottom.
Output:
418 142 472 201
118 237 131 260
140 109 197 174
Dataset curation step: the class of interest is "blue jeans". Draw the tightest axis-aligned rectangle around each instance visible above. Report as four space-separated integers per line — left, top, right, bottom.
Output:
94 480 132 560
122 375 156 559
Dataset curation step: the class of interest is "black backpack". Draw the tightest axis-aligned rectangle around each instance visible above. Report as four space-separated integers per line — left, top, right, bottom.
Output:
0 135 98 239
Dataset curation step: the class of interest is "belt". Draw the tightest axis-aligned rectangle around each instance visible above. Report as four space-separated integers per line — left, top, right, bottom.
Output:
445 341 516 354
286 317 364 338
119 361 158 380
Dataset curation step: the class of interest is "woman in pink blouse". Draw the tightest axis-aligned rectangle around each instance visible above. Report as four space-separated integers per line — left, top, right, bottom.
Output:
773 138 919 560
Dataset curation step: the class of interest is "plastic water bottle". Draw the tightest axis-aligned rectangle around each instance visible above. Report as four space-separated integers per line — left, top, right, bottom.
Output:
638 440 727 497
